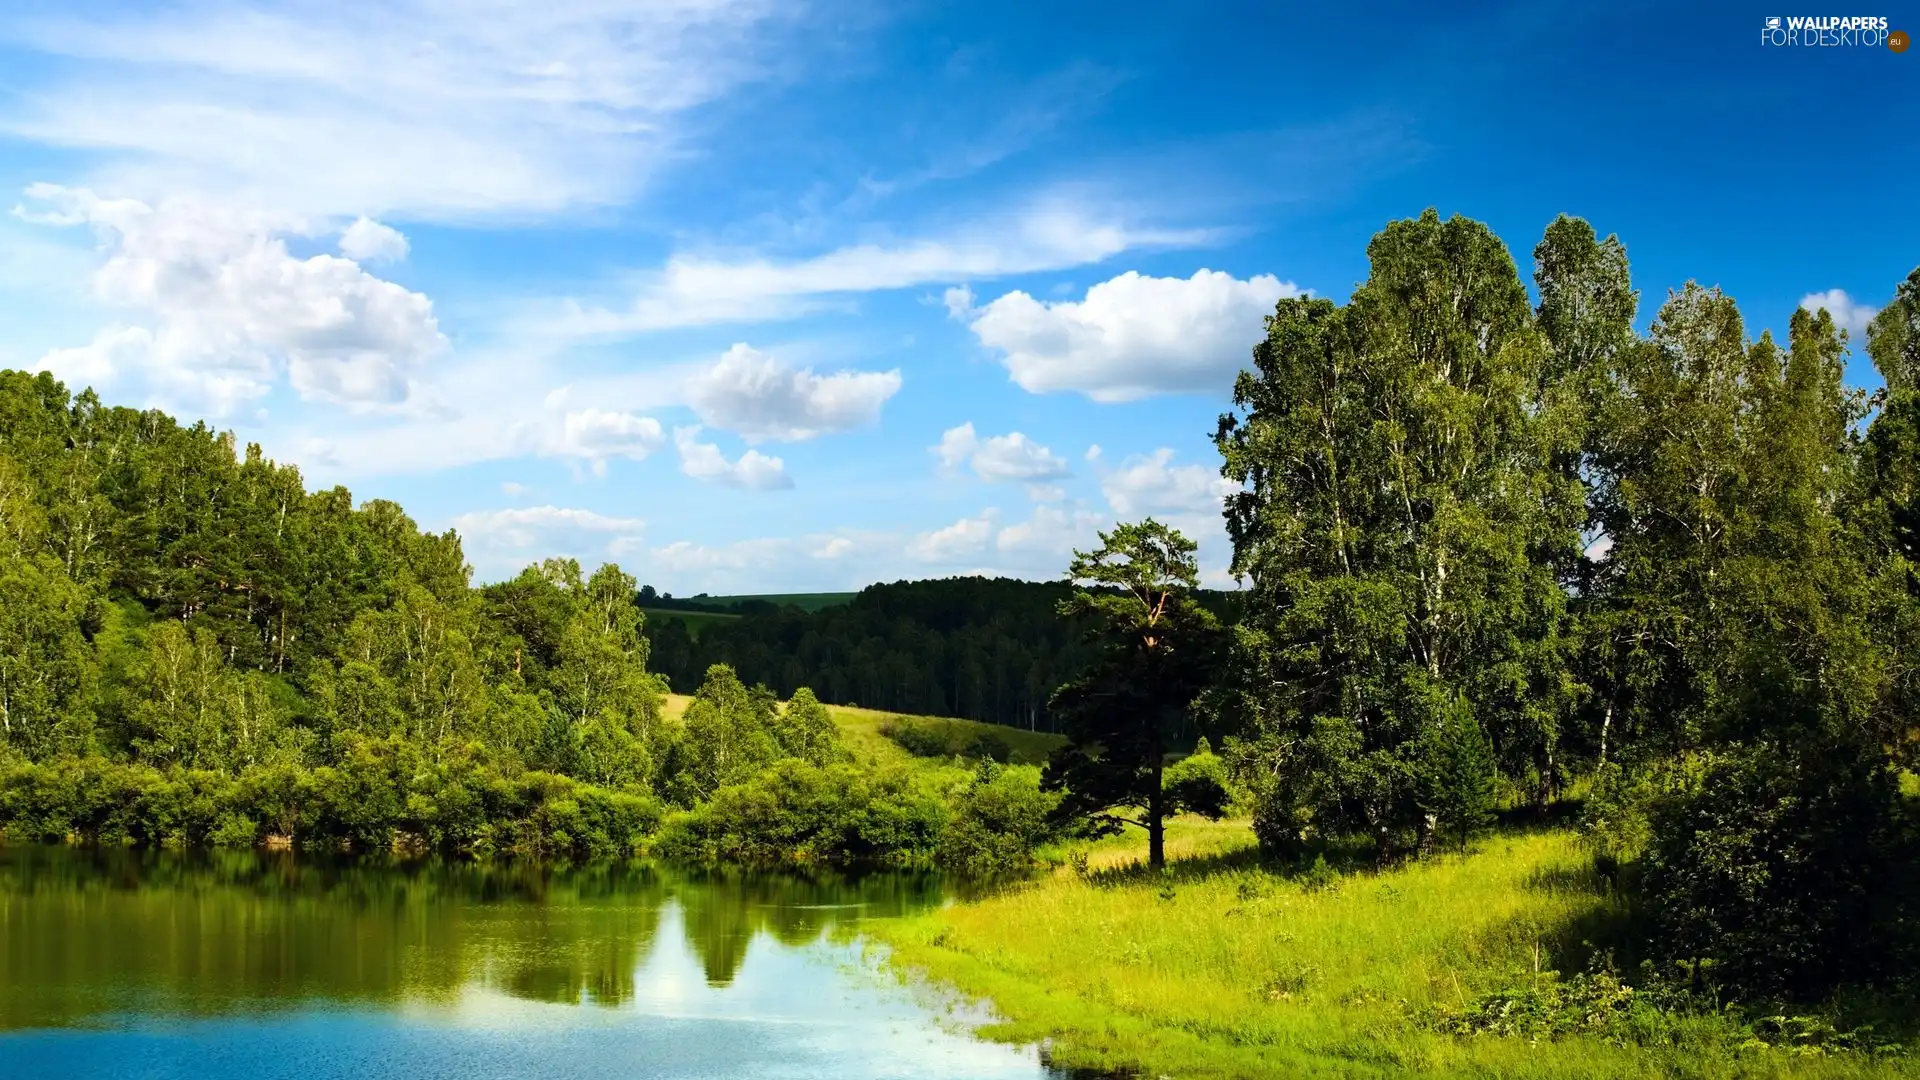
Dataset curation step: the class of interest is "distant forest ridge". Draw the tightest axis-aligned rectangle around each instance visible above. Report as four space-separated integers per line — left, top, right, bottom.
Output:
638 577 1243 734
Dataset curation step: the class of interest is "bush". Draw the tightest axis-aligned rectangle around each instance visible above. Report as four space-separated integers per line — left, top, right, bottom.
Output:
880 716 1014 763
937 761 1060 877
0 743 663 862
656 758 947 867
1641 739 1910 999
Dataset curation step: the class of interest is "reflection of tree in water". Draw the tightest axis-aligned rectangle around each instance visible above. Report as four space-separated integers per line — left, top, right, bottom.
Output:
0 847 946 1028
671 867 945 986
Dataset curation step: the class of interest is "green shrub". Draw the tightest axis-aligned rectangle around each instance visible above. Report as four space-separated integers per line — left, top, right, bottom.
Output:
936 761 1060 877
1641 739 1910 998
880 716 1013 763
656 758 947 867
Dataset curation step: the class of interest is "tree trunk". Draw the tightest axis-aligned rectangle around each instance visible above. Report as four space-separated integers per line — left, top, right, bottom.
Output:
1148 756 1167 870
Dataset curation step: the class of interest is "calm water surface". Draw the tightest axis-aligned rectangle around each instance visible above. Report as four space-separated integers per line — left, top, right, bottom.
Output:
0 847 1079 1079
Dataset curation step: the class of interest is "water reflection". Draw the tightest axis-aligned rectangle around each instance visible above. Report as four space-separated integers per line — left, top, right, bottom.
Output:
0 846 1095 1079
0 846 955 1032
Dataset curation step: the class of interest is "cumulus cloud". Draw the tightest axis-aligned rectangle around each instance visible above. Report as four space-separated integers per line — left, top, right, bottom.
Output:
21 184 446 414
1800 288 1879 341
1100 448 1238 517
908 511 998 563
339 217 410 263
932 422 1070 482
685 343 901 443
673 425 793 490
967 269 1301 402
508 388 666 475
0 1 795 220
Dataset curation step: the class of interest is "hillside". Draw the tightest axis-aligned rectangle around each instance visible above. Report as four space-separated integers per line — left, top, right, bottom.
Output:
661 693 1064 770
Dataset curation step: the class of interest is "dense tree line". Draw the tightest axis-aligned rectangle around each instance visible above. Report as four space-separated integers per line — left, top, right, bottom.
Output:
0 372 1055 871
644 576 1235 736
1198 209 1919 1001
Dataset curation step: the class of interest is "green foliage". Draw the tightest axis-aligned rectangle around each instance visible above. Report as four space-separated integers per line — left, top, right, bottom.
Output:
1217 209 1585 861
1160 743 1233 822
879 715 1014 763
1044 520 1227 868
654 758 946 868
0 554 100 762
643 575 1237 734
0 749 664 860
1641 741 1911 999
936 761 1061 877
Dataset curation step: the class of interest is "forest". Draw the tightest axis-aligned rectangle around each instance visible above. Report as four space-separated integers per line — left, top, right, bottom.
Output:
0 371 1060 869
643 576 1236 734
2 207 1919 1059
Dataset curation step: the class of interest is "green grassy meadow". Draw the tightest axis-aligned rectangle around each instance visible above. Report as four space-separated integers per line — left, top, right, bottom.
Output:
865 819 1920 1080
662 693 1062 772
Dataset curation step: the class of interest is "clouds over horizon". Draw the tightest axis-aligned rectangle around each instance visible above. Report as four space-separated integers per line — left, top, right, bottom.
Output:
449 504 649 579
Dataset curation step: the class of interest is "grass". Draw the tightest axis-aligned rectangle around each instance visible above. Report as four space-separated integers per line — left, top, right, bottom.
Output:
659 694 1063 773
866 820 1920 1079
703 592 856 612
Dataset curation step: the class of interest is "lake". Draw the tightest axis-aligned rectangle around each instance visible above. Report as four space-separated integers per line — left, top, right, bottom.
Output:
0 846 1086 1079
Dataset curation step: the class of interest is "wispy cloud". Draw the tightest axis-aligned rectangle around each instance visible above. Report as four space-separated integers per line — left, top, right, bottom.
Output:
548 197 1222 333
0 0 799 220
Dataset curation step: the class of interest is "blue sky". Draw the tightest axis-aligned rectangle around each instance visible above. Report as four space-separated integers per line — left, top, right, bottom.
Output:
0 1 1914 592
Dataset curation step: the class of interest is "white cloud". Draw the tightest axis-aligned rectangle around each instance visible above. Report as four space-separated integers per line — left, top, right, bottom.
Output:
339 217 409 263
943 284 976 320
909 511 998 563
812 537 854 559
21 185 446 414
685 343 900 443
449 504 645 553
995 504 1102 557
1800 288 1879 342
1026 483 1066 503
1101 448 1238 518
554 201 1219 333
673 425 793 490
932 422 1069 482
968 268 1300 402
509 391 666 475
35 324 154 389
650 537 795 574
1084 444 1102 462
1 1 795 220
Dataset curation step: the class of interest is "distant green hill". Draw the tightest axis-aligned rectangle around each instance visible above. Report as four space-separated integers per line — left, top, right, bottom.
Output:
638 608 738 637
705 592 855 613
